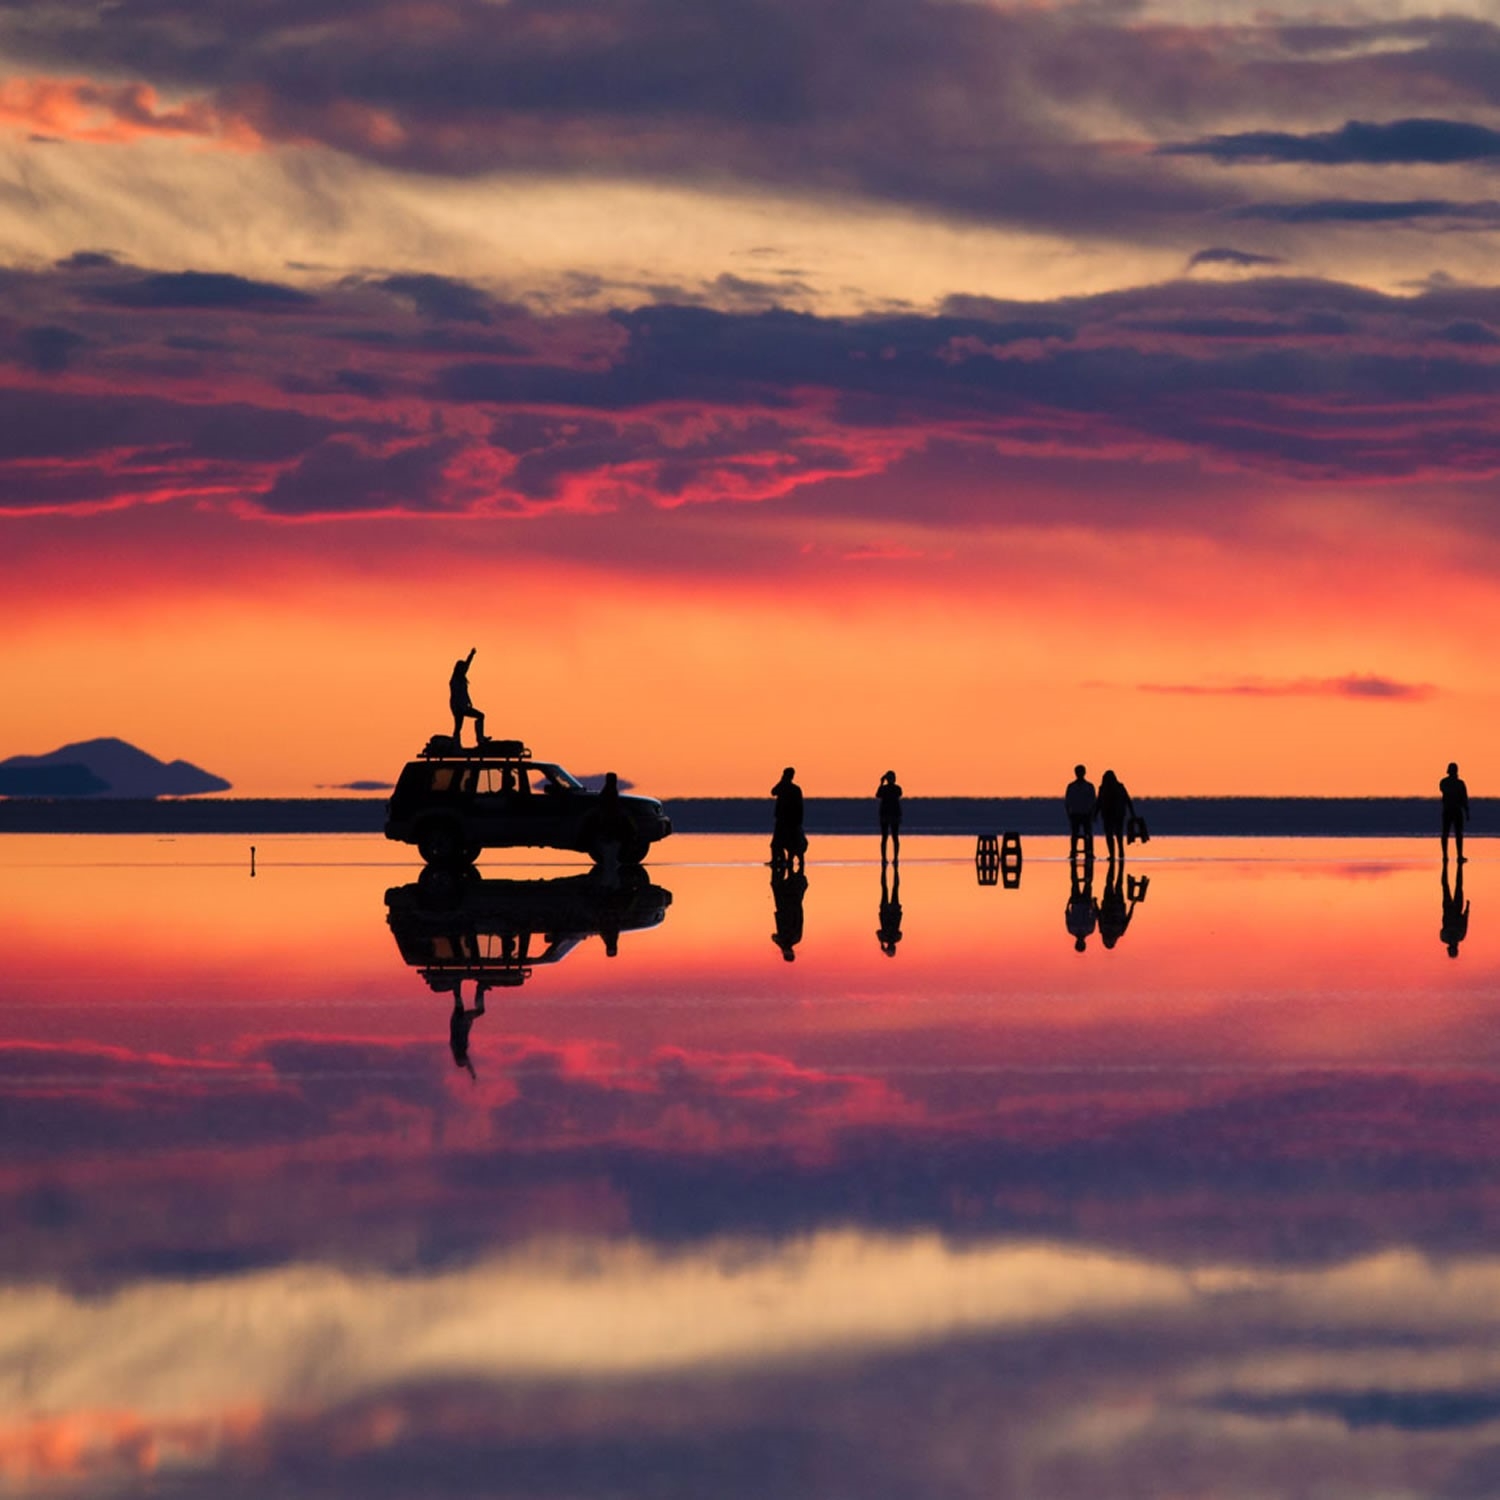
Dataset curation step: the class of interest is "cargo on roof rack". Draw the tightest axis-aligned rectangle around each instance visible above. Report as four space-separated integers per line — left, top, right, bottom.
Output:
420 735 531 760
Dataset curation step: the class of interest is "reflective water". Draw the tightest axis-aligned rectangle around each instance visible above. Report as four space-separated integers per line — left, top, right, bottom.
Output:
3 834 1498 1497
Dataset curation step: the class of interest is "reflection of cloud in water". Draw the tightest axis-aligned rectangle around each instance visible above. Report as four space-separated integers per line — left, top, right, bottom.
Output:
12 1239 1500 1489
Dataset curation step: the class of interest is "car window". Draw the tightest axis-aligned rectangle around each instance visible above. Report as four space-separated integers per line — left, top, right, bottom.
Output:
430 767 458 794
479 766 526 795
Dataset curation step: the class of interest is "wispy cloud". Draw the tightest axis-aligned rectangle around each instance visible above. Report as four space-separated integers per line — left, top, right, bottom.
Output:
1163 118 1500 167
1235 199 1500 226
1139 675 1434 701
1187 247 1284 271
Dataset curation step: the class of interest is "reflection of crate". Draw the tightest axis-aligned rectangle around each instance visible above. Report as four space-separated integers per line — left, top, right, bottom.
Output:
977 832 1024 888
1001 832 1022 889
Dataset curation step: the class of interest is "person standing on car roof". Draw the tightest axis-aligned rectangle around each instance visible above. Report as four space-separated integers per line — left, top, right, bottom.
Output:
449 648 487 747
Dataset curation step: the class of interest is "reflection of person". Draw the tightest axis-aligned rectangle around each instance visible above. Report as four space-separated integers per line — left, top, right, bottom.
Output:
1065 765 1097 861
876 770 903 863
1442 861 1470 959
448 980 488 1079
771 865 808 961
771 767 806 872
1097 770 1135 864
1441 762 1470 864
1065 859 1098 952
877 860 902 956
449 648 487 747
1098 861 1138 950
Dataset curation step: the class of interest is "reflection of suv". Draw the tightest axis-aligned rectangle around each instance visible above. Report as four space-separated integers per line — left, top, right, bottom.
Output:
385 867 673 989
384 741 672 866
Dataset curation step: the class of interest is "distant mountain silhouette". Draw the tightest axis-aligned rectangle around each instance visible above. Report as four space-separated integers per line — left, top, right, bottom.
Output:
0 738 231 799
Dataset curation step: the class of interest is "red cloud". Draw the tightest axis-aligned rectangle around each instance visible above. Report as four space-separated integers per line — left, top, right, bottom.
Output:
0 77 260 148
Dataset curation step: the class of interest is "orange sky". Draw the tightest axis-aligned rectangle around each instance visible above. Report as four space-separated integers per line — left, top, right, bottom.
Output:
2 493 1495 796
5 1 1500 796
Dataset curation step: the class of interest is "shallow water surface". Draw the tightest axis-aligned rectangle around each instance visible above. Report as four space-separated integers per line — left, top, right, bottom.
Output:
2 834 1497 1497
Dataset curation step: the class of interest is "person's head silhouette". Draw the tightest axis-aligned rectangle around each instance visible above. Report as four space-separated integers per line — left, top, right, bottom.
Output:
1074 936 1087 953
1075 764 1086 779
1449 762 1460 776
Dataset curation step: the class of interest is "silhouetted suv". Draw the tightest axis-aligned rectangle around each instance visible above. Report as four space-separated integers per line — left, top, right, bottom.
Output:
384 742 672 866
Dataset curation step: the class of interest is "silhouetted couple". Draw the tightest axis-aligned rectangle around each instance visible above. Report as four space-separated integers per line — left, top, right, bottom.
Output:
1065 764 1136 863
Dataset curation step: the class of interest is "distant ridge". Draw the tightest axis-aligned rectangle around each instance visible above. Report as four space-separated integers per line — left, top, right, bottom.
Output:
0 738 231 799
0 795 1480 837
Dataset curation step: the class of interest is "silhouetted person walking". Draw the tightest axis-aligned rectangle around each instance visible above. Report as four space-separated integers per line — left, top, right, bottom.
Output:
1065 765 1096 862
1097 770 1135 864
1098 861 1139 950
1441 761 1470 864
876 770 903 863
1066 859 1099 953
771 766 805 872
878 860 902 956
771 864 808 961
450 648 487 747
1442 861 1470 958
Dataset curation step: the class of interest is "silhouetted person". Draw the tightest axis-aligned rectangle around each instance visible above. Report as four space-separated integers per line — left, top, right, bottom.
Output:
1097 770 1135 864
1442 861 1470 958
450 648 487 747
449 979 488 1079
876 770 903 863
1065 764 1097 862
1441 761 1470 864
771 864 808 961
878 860 902 956
1098 860 1138 950
1066 859 1098 953
593 770 632 873
771 766 806 872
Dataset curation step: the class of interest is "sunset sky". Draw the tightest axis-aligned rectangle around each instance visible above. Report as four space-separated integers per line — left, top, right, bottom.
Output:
5 0 1500 795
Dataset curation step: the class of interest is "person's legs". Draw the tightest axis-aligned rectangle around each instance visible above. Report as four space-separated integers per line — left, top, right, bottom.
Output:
1105 817 1124 863
1443 807 1456 862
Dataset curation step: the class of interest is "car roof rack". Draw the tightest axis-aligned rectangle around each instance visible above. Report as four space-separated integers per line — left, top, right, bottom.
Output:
419 735 532 760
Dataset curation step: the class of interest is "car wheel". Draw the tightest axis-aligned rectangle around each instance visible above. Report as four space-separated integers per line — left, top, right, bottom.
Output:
418 819 469 868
